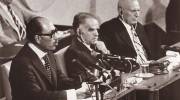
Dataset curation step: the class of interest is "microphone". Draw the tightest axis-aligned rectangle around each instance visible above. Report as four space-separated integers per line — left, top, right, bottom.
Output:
72 59 107 75
72 59 111 80
161 45 180 53
72 59 105 84
96 54 135 61
72 59 94 75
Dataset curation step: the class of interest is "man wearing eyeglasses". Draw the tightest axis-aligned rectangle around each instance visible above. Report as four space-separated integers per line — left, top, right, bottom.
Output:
9 17 75 100
99 0 152 65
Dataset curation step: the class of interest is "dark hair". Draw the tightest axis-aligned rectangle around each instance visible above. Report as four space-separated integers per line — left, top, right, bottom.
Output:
72 12 100 31
26 16 45 43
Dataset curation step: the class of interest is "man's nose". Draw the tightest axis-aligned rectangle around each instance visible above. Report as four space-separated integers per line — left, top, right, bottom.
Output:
94 30 99 36
134 11 140 18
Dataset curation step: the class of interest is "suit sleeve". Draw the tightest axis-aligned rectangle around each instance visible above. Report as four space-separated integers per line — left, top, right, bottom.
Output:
9 59 68 100
65 47 98 89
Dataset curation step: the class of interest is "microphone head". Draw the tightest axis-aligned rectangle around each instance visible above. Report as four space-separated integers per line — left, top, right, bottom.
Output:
72 59 76 62
161 45 180 52
98 54 135 60
96 54 121 60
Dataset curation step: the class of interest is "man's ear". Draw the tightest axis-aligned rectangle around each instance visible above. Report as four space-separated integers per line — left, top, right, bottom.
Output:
35 35 40 43
118 7 123 16
76 27 81 36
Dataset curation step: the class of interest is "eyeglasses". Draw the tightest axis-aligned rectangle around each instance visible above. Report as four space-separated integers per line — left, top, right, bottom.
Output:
35 28 58 38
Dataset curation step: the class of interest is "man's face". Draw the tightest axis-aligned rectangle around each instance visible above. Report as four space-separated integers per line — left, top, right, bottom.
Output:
36 21 59 51
122 0 140 25
78 18 99 45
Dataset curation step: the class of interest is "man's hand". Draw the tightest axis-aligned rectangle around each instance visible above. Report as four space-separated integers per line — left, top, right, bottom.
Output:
76 82 93 99
94 41 110 54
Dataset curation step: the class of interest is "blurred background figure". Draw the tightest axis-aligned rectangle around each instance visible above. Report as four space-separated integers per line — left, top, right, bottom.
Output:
144 0 167 60
0 0 34 47
145 0 166 24
165 0 180 45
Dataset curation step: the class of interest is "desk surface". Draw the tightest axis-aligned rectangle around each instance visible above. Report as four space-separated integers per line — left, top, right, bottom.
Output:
120 65 180 92
134 70 180 91
104 86 135 100
103 66 180 99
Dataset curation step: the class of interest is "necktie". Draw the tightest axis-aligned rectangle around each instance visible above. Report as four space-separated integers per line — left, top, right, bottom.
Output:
43 54 52 81
7 5 26 40
131 26 147 64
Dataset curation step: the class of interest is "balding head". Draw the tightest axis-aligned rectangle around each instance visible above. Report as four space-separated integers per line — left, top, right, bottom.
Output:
118 0 131 10
72 12 100 32
118 0 140 25
26 17 58 51
118 0 140 11
26 17 55 42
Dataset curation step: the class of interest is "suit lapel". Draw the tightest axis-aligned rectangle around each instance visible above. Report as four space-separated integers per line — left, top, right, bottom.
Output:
114 18 135 49
25 45 55 86
135 23 151 56
73 38 97 65
74 38 92 54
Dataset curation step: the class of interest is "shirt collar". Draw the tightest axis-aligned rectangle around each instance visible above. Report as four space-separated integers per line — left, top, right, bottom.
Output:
82 42 93 51
28 43 47 59
77 37 93 51
119 18 132 32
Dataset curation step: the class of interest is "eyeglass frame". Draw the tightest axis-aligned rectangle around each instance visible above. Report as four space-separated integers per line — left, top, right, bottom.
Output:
34 28 58 38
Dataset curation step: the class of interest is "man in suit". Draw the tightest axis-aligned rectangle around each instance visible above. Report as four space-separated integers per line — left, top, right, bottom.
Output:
9 17 74 100
65 12 110 90
99 0 152 64
0 0 34 47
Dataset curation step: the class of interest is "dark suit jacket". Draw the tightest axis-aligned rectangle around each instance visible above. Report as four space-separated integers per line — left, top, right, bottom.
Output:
0 3 34 47
165 0 180 45
99 17 152 59
9 43 74 100
166 0 180 32
65 37 101 89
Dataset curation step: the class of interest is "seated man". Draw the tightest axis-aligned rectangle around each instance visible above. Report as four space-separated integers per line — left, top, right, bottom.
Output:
9 17 75 100
99 0 152 65
65 12 111 90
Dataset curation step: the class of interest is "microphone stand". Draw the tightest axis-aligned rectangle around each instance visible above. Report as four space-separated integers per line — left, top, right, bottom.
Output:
72 59 104 100
88 81 102 100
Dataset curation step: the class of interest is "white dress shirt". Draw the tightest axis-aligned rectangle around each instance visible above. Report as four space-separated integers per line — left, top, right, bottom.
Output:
28 43 47 64
119 18 148 64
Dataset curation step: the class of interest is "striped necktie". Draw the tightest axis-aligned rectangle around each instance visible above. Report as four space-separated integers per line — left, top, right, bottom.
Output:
43 54 52 81
131 26 147 64
7 5 26 40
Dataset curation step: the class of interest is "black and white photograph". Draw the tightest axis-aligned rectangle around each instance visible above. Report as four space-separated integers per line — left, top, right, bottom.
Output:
0 0 180 100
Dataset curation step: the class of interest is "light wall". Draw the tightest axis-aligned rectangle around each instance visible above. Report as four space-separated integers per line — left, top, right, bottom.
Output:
16 0 170 26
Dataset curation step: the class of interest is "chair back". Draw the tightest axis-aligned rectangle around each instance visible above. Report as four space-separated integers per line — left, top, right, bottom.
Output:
0 61 12 100
54 46 70 76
